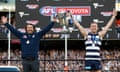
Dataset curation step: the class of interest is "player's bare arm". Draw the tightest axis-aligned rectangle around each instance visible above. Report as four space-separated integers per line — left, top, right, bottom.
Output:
73 18 87 37
98 10 117 38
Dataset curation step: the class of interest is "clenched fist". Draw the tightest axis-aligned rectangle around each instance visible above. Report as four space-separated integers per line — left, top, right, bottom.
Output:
1 16 8 24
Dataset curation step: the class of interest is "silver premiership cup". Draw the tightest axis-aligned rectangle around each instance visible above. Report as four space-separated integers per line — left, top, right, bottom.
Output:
57 11 66 25
57 10 73 26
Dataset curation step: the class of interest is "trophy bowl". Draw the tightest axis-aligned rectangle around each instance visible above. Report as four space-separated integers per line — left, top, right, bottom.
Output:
57 12 66 25
57 11 73 26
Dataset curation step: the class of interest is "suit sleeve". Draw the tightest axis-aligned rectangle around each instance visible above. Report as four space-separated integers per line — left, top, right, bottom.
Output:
4 23 23 38
38 22 55 36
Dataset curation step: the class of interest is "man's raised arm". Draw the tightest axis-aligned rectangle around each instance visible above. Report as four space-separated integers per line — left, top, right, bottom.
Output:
73 18 87 37
99 10 117 38
1 16 23 38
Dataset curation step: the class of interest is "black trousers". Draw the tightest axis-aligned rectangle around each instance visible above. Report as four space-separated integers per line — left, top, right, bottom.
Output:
22 58 39 72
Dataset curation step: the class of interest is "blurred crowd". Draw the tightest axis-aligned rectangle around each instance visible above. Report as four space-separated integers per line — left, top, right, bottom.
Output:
0 49 120 71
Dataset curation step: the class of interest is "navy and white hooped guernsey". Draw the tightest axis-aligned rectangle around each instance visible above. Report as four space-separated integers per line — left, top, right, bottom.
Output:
85 33 102 61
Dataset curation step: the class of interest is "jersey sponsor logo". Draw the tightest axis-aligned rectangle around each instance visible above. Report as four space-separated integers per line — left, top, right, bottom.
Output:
23 35 27 39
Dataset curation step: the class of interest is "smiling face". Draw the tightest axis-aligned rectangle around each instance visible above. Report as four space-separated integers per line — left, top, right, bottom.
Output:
90 23 98 34
25 24 35 34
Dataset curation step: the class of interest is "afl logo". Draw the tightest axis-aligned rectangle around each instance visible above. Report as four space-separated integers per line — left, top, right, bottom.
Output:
39 6 55 16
